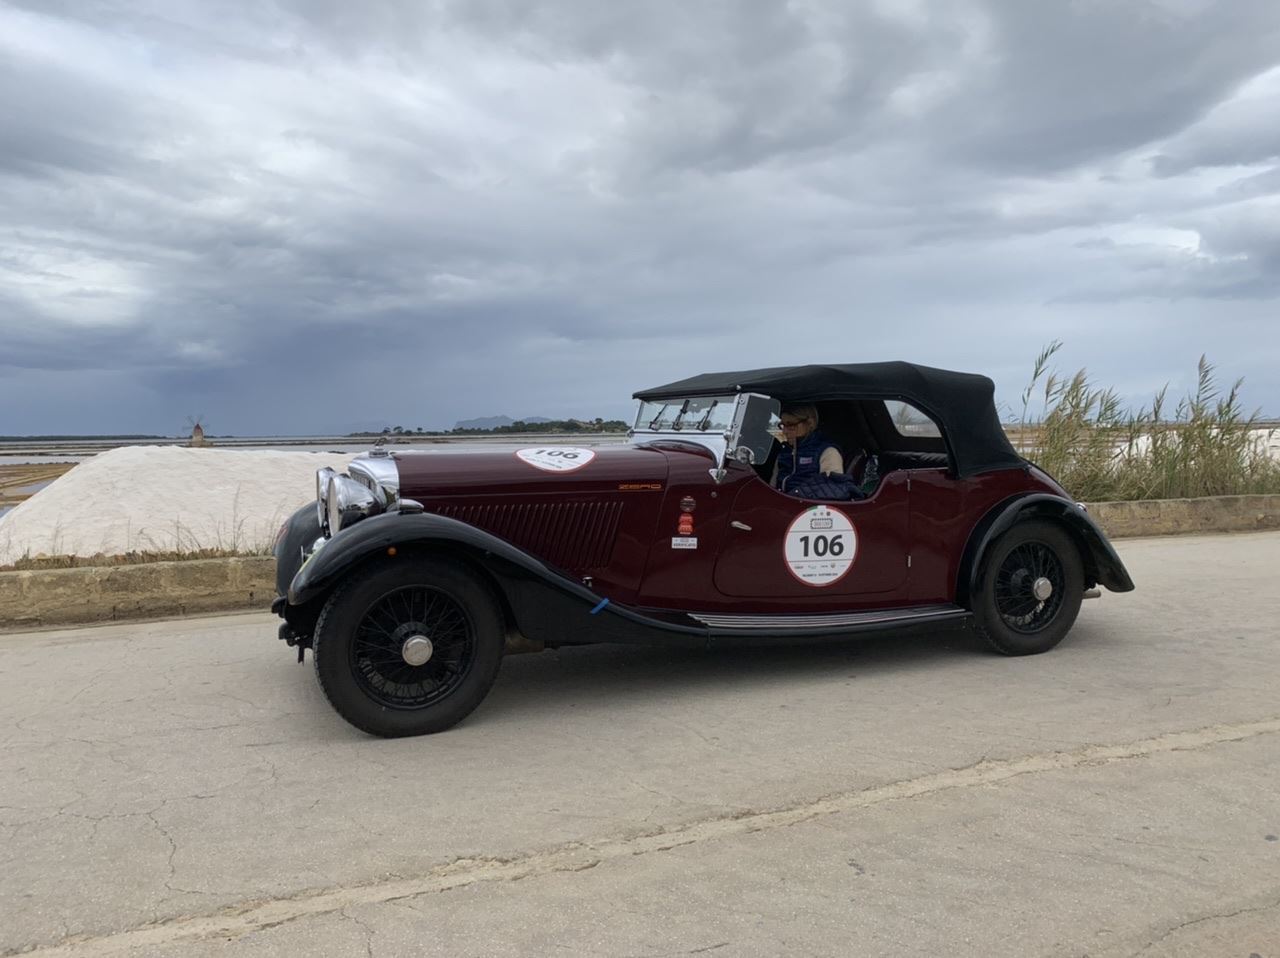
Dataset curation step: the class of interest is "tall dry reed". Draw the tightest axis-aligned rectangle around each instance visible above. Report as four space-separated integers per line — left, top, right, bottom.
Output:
1015 343 1280 501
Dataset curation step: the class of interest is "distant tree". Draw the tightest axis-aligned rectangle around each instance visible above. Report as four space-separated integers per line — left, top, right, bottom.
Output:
446 418 629 436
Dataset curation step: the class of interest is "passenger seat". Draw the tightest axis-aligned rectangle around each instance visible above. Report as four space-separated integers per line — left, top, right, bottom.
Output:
845 448 880 495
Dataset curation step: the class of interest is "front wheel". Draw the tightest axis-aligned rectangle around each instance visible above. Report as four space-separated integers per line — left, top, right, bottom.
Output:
972 520 1084 656
312 557 505 736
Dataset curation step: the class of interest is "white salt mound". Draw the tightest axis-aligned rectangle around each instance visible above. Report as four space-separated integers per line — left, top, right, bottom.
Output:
0 446 336 565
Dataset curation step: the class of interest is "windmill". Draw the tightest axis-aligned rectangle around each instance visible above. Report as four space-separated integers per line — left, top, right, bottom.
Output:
185 414 208 447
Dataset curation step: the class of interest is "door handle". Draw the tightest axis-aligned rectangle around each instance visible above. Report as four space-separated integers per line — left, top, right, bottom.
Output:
730 521 752 532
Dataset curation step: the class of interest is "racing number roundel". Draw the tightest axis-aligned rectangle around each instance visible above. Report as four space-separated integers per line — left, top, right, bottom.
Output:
515 447 596 472
783 505 857 587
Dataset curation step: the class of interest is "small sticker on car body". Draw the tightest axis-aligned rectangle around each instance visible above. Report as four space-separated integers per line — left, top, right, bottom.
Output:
515 447 596 472
671 537 698 549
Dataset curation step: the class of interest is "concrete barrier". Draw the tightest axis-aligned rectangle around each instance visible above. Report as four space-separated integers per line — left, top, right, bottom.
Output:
1086 494 1280 539
1 495 1277 630
0 556 274 630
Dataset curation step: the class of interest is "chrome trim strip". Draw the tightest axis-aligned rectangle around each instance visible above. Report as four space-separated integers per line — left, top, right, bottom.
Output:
689 603 965 631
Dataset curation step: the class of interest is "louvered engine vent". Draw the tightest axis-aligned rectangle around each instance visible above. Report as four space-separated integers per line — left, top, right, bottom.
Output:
433 500 624 571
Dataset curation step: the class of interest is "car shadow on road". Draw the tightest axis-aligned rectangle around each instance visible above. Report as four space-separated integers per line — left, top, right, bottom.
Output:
476 626 995 725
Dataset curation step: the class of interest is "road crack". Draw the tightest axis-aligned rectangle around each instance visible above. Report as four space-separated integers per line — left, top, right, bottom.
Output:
1127 895 1280 957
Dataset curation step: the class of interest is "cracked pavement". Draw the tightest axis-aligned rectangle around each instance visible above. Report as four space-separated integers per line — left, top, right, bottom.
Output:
1 532 1278 957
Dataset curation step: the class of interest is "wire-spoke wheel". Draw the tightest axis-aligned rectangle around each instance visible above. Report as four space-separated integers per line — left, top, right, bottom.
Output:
973 520 1083 656
313 557 505 736
351 585 476 709
993 542 1065 633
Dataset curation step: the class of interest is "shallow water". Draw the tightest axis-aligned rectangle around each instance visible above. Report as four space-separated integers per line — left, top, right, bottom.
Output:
0 435 627 465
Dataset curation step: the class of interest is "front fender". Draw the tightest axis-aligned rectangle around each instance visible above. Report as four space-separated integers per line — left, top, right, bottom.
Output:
288 511 580 606
274 502 322 599
287 511 704 648
958 494 1135 606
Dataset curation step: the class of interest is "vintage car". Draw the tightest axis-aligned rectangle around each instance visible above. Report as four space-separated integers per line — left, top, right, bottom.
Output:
272 362 1134 737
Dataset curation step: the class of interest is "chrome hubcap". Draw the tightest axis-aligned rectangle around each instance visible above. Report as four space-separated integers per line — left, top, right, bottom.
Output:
1032 576 1053 602
401 635 434 666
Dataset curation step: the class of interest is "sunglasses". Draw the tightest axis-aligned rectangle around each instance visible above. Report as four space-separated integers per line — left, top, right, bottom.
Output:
779 418 810 428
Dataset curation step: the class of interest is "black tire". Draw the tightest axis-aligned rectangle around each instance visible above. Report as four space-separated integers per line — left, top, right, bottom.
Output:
972 519 1084 656
312 557 504 736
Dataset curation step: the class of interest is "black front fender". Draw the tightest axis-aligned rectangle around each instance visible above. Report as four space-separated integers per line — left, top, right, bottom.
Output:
287 511 574 606
274 502 322 599
285 512 703 648
958 494 1135 607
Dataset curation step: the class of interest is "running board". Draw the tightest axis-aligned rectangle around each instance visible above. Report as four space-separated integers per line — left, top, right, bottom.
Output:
689 603 968 633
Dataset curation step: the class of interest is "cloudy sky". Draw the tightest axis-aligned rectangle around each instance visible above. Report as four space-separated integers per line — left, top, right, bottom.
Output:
2 0 1278 436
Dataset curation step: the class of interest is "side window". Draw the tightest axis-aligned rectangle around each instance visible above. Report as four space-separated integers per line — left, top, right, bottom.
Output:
884 401 941 438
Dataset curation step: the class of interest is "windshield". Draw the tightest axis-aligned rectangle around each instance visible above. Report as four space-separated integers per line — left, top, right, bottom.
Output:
634 395 737 433
735 395 781 464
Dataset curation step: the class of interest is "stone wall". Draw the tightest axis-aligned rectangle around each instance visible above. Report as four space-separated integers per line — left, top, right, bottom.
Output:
0 556 274 629
1086 494 1280 539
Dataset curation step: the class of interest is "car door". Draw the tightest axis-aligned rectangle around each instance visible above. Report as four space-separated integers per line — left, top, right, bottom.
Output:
712 471 910 600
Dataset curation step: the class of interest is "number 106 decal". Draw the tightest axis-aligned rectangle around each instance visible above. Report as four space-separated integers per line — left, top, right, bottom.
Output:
784 505 857 586
515 447 597 472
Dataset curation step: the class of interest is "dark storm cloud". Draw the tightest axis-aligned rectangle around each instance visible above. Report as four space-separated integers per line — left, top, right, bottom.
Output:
1 0 1278 435
943 2 1280 171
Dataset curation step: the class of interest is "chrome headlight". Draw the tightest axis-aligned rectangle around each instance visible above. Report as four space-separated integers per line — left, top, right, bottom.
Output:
327 474 382 536
316 467 337 531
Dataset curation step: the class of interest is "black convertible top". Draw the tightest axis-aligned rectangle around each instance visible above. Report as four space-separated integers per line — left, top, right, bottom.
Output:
634 361 1024 478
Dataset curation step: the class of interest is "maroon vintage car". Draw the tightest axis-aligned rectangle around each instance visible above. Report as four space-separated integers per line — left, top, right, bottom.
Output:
272 362 1133 737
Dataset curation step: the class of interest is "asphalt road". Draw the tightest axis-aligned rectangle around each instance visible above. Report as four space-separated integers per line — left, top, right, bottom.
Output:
2 532 1278 957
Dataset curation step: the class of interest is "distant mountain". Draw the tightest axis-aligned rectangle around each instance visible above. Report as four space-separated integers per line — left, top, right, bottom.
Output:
454 415 512 430
453 415 552 430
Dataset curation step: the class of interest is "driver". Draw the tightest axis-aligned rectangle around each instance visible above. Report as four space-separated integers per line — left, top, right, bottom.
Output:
772 404 843 494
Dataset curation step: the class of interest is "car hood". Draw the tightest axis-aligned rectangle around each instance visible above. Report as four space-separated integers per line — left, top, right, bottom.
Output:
393 442 681 500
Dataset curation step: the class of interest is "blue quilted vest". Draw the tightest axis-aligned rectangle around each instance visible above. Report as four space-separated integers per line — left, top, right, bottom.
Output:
775 431 840 491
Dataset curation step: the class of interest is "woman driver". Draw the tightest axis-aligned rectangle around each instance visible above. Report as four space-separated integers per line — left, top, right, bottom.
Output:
772 404 842 494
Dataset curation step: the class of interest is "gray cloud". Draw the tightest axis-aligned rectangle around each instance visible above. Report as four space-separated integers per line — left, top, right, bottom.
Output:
1 0 1278 437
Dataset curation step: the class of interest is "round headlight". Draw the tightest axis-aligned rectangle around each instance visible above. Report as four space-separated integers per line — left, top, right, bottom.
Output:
327 474 381 536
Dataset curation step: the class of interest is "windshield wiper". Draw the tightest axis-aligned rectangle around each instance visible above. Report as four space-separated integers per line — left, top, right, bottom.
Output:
670 400 691 431
647 404 671 431
696 400 719 431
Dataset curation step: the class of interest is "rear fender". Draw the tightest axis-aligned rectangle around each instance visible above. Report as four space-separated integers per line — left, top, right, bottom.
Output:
957 494 1135 607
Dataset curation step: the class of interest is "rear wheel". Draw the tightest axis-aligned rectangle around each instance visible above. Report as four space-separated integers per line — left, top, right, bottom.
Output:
972 520 1084 656
312 557 504 736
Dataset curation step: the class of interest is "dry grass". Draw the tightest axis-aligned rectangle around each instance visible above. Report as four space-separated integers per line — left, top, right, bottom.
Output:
1015 342 1280 501
3 547 266 572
